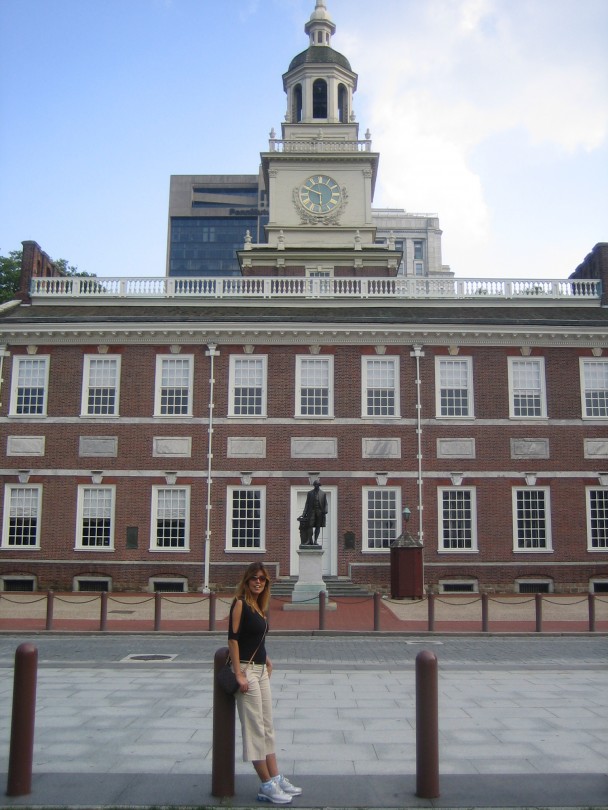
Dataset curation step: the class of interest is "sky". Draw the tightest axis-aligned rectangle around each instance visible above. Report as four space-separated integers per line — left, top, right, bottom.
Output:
0 0 606 280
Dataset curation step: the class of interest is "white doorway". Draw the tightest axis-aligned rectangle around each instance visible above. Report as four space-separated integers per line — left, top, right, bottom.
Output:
289 485 337 577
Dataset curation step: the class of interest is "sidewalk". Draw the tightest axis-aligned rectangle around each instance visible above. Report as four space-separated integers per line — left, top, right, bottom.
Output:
1 591 607 633
0 640 606 809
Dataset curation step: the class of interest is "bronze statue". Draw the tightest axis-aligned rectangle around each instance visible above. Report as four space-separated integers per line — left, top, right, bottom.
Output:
298 481 328 546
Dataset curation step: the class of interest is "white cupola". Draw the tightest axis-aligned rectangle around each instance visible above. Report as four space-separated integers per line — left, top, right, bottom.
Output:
304 0 336 47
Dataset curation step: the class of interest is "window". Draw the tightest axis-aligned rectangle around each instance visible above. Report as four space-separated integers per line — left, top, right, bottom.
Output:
10 356 49 415
74 577 111 592
1 486 42 548
363 487 401 551
229 356 267 417
439 580 478 593
508 358 546 418
312 78 328 118
516 579 552 593
438 488 477 551
414 240 424 260
81 355 121 416
362 357 399 417
436 357 473 417
76 486 115 549
154 355 193 416
151 487 190 550
228 487 265 550
587 488 608 550
296 356 333 417
512 487 552 551
580 359 608 418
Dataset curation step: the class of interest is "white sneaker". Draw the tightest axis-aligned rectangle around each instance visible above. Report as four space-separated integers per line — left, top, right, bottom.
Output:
257 779 292 804
275 775 303 796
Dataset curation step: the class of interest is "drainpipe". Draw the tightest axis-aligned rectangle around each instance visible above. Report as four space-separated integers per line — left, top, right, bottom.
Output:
410 345 425 546
0 345 8 410
203 343 219 594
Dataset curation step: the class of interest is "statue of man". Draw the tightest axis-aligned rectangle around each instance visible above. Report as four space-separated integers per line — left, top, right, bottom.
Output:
299 480 328 545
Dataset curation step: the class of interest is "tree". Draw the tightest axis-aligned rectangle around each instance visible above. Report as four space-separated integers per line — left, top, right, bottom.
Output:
0 249 94 304
0 250 22 303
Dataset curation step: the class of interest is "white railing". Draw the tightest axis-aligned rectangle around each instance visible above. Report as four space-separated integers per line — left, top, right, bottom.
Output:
268 138 372 153
29 275 602 302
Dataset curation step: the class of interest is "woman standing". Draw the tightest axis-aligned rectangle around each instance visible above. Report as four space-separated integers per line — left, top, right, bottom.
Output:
228 562 302 805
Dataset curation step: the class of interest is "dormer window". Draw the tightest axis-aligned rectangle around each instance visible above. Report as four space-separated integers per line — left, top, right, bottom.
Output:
313 78 328 118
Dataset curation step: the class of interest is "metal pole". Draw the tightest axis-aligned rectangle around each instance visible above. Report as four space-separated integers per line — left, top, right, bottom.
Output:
535 592 543 633
212 647 235 797
481 593 489 632
7 643 38 796
99 591 108 631
373 591 381 631
427 592 435 632
415 650 440 799
588 592 596 633
208 592 216 632
45 590 54 631
203 344 219 594
319 590 326 630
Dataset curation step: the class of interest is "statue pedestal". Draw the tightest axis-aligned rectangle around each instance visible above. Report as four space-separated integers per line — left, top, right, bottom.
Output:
283 546 336 611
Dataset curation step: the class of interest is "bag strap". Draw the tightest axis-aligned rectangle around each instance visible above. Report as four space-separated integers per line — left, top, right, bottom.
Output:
227 619 268 669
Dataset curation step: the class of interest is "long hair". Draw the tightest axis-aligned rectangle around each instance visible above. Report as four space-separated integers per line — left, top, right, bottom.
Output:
234 562 271 615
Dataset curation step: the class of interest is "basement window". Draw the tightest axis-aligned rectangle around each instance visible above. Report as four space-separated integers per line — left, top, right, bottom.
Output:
149 578 187 593
591 579 608 593
74 577 111 592
516 579 552 594
439 580 477 593
0 576 35 592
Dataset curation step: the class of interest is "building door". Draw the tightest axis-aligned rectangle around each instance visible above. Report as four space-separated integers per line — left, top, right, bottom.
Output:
289 486 337 577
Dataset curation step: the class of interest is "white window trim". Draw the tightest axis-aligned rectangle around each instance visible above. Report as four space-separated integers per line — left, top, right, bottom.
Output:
226 485 266 552
586 486 608 552
507 357 547 419
149 485 191 552
80 354 122 417
1 485 42 549
295 355 334 418
9 355 50 417
361 486 402 553
511 486 553 552
437 486 478 553
154 354 194 417
361 355 400 418
579 357 608 420
75 484 116 551
228 354 268 418
434 356 474 419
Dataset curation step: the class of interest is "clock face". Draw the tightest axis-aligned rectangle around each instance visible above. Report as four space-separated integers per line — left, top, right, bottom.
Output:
298 175 342 215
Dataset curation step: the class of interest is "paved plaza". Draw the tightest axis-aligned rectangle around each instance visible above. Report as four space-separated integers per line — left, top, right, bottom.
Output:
0 633 606 808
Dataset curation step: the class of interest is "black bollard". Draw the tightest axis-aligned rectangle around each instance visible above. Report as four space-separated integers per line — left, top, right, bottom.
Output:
45 590 54 631
588 592 596 633
427 592 435 632
100 591 108 631
373 591 381 631
212 647 236 797
154 591 162 631
7 643 38 796
208 592 216 632
535 592 543 633
415 650 440 799
481 593 489 632
319 590 326 630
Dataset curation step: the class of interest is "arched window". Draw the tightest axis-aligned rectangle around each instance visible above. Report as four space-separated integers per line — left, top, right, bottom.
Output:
293 84 303 123
312 79 327 119
338 84 348 123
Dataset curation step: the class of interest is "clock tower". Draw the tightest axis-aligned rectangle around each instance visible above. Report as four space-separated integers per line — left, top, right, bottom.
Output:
239 0 401 277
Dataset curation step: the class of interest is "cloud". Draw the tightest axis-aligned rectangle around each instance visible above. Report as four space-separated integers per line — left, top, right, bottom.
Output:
335 0 607 276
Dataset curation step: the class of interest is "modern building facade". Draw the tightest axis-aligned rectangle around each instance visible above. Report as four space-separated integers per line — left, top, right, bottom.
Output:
1 2 607 595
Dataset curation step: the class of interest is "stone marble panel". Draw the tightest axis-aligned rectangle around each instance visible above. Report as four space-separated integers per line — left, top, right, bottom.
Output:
436 438 476 459
79 436 118 457
584 438 608 459
6 435 45 456
291 437 337 458
153 437 192 458
362 438 401 459
510 438 550 459
227 437 266 458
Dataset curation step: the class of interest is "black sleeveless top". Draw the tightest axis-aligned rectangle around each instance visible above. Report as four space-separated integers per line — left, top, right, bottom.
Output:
228 598 268 664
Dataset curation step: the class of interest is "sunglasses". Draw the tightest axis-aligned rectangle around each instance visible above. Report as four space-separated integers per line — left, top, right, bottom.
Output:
249 575 267 583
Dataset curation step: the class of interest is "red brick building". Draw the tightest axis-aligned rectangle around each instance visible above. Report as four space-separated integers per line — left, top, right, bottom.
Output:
1 3 607 595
